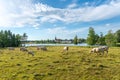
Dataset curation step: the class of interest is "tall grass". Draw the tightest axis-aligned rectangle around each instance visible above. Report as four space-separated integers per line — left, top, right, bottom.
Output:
0 46 120 80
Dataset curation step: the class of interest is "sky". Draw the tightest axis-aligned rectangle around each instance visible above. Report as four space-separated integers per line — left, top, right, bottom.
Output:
0 0 120 40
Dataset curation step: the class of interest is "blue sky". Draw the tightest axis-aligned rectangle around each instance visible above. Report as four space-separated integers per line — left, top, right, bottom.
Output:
0 0 120 40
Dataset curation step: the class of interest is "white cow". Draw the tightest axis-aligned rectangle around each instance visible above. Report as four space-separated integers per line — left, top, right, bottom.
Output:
63 46 69 52
90 46 109 55
90 47 104 55
98 46 109 54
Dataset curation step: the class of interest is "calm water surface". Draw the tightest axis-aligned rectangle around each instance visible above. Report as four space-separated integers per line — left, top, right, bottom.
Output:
23 43 88 47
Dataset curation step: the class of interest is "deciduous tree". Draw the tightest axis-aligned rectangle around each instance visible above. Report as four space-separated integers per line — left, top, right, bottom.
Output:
87 27 96 45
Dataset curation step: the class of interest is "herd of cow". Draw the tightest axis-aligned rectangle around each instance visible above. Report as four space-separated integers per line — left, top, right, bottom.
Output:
7 46 48 56
7 46 109 56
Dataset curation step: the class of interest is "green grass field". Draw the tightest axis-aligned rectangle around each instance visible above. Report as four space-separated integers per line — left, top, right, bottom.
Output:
0 46 120 80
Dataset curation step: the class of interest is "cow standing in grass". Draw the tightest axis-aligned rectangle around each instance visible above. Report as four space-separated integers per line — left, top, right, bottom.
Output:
8 47 15 50
20 47 34 56
20 47 28 52
37 46 47 51
28 51 34 56
90 46 109 55
90 47 104 55
62 46 69 53
99 46 109 54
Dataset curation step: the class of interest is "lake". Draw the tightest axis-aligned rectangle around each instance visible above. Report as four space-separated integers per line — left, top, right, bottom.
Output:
23 43 88 47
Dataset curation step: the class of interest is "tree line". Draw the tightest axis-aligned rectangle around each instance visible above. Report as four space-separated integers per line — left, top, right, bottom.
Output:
1 28 119 47
0 30 27 48
86 27 120 46
73 35 86 45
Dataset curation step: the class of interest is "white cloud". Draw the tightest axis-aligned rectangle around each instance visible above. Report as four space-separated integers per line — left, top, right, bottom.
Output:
0 0 35 27
84 2 89 6
46 26 89 39
91 23 120 35
46 22 120 39
47 27 68 34
47 27 88 34
105 23 111 26
0 0 120 28
23 22 120 40
67 3 78 9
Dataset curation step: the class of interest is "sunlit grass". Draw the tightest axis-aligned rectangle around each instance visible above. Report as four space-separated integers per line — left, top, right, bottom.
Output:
0 46 120 80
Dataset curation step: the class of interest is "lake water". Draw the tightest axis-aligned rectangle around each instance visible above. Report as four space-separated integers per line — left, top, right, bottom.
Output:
23 43 88 47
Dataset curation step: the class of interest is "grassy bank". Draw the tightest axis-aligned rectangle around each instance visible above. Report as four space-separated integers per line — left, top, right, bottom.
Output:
0 46 120 80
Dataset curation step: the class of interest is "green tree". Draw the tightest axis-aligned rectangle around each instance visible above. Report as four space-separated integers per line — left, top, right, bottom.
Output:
0 30 22 47
22 33 28 41
95 34 99 44
15 34 21 47
21 33 28 46
87 27 96 45
78 38 86 43
97 32 106 45
105 30 116 46
8 30 13 47
0 30 4 47
115 30 120 43
11 34 16 46
74 35 78 45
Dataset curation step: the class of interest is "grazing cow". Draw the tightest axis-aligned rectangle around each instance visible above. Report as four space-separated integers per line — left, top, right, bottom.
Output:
99 46 109 54
37 47 40 50
20 47 28 52
63 46 69 52
37 46 47 51
28 51 34 56
90 47 104 55
8 47 15 50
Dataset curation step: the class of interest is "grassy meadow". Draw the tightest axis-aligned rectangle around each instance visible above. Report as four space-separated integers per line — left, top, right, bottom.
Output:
0 46 120 80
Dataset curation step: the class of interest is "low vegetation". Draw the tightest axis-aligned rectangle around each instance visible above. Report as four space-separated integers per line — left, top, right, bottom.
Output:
0 46 120 80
